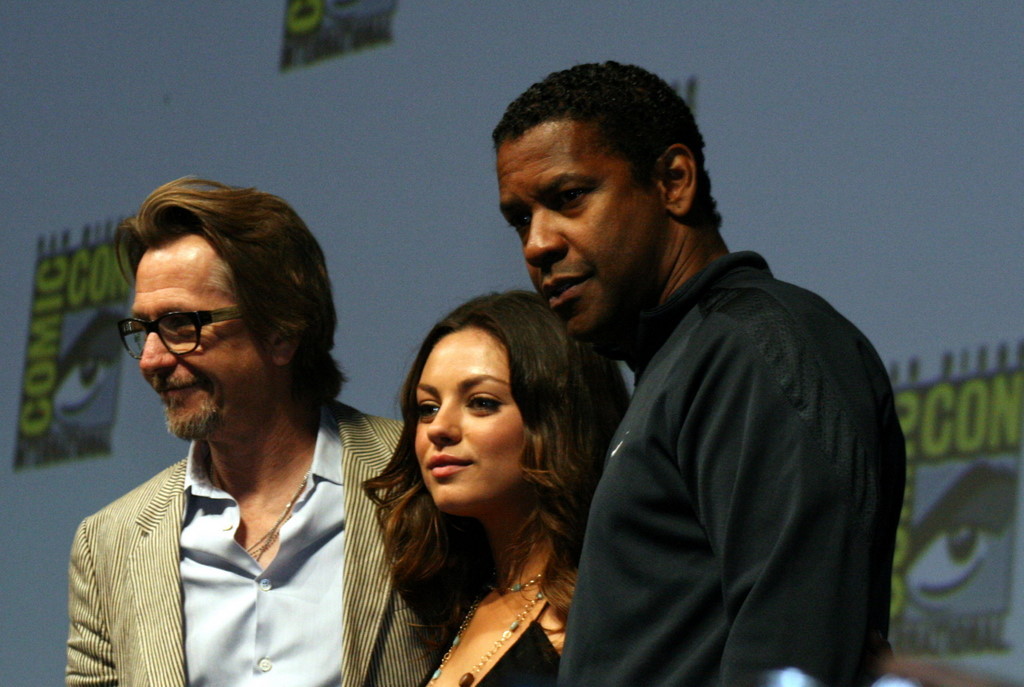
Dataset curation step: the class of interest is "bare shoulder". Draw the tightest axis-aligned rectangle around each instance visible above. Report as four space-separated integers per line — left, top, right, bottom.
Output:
536 603 565 653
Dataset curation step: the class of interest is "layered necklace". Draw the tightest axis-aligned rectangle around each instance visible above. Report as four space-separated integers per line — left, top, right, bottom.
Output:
213 465 311 563
245 468 310 561
430 574 544 687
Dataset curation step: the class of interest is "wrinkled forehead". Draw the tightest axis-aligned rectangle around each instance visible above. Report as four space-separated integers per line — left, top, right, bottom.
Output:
498 120 618 185
141 234 234 292
132 236 234 314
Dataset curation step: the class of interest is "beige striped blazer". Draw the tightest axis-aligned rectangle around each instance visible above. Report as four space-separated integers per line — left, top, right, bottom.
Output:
66 402 430 687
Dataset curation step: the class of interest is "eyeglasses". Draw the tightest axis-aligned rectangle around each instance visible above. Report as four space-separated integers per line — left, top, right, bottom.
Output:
117 306 242 359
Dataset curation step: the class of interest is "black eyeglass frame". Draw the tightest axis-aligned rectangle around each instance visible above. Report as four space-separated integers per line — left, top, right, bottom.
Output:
117 306 242 359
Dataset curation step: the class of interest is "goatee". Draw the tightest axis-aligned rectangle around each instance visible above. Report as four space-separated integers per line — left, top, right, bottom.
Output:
165 398 221 440
152 373 220 440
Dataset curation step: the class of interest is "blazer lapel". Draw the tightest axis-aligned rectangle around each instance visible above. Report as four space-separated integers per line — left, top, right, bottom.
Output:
128 462 188 687
334 402 401 687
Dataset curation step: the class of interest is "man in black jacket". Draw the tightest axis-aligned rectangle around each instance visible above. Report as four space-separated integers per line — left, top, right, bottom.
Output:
493 61 905 687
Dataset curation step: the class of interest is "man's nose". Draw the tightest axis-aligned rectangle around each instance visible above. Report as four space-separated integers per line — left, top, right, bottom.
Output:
522 210 568 271
138 332 177 372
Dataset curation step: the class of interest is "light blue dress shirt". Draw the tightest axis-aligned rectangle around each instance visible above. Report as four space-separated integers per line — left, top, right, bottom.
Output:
180 407 345 687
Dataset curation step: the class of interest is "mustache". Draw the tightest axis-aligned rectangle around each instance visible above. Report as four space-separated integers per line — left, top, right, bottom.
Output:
150 373 209 393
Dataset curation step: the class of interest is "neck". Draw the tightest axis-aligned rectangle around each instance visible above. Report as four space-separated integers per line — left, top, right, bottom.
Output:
604 226 728 356
489 538 549 592
207 400 320 500
657 226 728 306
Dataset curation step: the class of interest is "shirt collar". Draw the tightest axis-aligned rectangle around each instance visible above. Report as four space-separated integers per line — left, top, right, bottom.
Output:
312 405 343 485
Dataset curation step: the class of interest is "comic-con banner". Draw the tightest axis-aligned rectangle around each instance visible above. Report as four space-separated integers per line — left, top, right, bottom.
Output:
280 0 398 71
889 344 1022 656
15 223 128 469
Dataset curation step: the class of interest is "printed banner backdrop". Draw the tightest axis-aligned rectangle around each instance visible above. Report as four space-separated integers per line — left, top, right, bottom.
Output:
280 0 397 70
890 345 1023 656
1 3 1021 685
16 225 128 469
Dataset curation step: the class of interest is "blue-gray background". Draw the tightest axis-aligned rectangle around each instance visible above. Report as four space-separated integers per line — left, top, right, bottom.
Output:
2 2 1022 684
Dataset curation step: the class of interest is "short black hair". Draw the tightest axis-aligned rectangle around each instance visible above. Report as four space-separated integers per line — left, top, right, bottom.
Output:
493 61 721 231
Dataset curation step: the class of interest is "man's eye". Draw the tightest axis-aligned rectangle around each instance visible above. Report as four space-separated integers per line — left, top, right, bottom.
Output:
160 315 198 343
416 403 439 421
560 188 587 203
507 213 531 233
553 187 591 210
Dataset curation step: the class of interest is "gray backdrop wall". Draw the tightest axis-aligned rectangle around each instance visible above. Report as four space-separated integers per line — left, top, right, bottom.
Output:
2 2 1022 684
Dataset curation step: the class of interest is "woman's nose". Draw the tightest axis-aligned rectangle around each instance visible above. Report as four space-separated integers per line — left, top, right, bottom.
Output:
426 408 461 447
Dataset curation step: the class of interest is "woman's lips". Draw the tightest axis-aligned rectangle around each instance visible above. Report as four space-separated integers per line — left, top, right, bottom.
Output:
427 455 472 478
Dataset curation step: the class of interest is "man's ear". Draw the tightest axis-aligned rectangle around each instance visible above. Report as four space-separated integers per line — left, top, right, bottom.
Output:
657 144 698 218
267 333 300 367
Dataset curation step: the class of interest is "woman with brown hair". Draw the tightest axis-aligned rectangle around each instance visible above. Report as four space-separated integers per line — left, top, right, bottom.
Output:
366 290 628 687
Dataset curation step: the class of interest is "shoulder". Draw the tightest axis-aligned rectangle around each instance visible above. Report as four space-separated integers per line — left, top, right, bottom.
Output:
649 269 888 429
75 460 186 539
699 268 850 335
327 400 401 447
680 273 892 454
649 258 855 378
691 269 876 374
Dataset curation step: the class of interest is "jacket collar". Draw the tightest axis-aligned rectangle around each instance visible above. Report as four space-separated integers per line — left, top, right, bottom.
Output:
599 251 769 375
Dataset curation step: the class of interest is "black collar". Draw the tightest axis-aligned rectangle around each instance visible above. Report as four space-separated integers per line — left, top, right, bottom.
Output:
597 251 769 373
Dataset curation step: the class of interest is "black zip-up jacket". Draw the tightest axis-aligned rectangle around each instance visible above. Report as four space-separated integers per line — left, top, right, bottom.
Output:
560 252 906 687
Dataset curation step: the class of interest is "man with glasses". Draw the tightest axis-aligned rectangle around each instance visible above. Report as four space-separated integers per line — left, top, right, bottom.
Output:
65 178 429 687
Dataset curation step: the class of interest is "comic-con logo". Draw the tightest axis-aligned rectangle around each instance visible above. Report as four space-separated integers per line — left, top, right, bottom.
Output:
15 224 128 469
280 0 398 70
889 347 1021 655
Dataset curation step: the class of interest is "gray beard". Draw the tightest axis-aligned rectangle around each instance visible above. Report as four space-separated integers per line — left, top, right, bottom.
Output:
165 397 222 440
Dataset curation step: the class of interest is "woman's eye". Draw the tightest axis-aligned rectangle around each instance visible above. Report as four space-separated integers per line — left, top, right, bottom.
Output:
416 403 439 420
468 397 501 412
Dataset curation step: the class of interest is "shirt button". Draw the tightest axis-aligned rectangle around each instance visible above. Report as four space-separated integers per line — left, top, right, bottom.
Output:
258 658 273 672
259 578 272 591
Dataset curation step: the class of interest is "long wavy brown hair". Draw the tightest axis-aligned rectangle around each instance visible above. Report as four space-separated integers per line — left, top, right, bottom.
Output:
365 291 628 648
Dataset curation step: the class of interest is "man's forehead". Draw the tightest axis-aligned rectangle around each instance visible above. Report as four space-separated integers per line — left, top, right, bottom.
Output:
141 233 216 263
131 281 228 314
497 120 623 193
501 119 609 156
132 236 233 315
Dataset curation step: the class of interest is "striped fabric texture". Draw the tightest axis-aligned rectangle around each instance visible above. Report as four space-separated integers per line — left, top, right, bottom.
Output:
66 401 431 687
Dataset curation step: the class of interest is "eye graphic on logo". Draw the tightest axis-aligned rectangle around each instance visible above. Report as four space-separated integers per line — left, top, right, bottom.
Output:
54 309 122 426
905 462 1016 612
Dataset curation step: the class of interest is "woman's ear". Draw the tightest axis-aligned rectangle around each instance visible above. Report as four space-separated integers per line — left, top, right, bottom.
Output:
657 144 698 218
